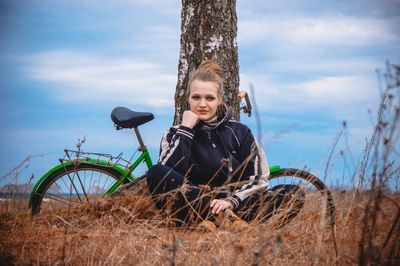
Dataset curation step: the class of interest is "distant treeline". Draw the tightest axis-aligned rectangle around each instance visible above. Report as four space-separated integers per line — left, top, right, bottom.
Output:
0 183 33 200
0 192 30 200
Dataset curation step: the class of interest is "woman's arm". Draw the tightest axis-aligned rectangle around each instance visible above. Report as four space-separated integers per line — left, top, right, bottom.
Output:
158 111 199 174
226 127 270 210
158 125 195 174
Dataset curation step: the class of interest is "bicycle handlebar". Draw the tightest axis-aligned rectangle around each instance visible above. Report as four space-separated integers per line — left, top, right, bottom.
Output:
238 90 252 117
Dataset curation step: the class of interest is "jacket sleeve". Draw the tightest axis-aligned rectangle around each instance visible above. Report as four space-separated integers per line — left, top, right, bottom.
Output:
157 125 195 174
225 127 269 210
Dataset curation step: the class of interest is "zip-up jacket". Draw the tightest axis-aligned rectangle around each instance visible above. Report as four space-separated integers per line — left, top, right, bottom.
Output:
158 113 269 210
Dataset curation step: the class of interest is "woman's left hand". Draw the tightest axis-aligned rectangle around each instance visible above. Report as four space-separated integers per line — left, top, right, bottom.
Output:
210 199 233 215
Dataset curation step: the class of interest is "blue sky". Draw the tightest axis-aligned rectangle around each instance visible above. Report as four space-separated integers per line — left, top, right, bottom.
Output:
0 0 399 187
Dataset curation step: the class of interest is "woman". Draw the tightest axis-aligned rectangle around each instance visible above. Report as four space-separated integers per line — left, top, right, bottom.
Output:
147 60 303 229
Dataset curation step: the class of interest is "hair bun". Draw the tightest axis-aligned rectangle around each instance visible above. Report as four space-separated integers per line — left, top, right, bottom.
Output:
188 59 225 98
198 59 224 78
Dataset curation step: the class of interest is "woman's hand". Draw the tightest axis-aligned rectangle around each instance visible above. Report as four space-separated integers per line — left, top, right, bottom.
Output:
182 110 199 128
210 199 233 215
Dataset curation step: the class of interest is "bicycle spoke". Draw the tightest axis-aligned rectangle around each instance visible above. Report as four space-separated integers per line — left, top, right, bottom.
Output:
83 170 87 195
60 175 70 192
95 171 104 194
51 180 64 194
39 192 79 206
89 170 95 195
65 170 84 203
100 174 111 194
75 170 89 202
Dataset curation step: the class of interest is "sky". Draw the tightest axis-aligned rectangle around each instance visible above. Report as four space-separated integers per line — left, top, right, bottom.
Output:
0 0 399 188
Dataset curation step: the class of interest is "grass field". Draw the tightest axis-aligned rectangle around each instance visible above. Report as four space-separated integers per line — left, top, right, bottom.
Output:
1 189 399 265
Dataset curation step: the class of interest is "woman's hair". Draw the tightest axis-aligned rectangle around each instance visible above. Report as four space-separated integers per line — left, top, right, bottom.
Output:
188 59 224 99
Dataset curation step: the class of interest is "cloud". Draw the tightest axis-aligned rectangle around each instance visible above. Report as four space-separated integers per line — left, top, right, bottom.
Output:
297 75 377 103
125 0 179 9
240 72 379 116
118 25 180 60
26 50 177 107
257 58 383 76
238 15 398 49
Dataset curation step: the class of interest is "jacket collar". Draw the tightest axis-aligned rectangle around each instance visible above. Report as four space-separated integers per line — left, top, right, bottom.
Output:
196 104 229 133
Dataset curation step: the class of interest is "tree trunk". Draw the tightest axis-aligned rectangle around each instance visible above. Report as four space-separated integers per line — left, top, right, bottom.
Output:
173 0 240 125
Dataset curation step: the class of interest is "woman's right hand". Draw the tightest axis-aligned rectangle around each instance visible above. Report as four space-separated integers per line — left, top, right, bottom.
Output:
182 110 199 128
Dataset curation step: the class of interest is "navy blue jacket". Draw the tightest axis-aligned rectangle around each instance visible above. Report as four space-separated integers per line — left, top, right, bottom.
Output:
158 115 269 210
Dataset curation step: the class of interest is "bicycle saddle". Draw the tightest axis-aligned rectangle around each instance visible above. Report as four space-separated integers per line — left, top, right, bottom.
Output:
111 107 154 129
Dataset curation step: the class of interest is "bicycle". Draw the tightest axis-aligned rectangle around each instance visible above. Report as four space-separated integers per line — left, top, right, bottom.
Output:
28 93 336 229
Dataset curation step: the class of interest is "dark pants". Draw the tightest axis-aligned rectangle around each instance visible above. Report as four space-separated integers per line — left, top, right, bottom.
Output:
146 164 305 226
146 164 211 225
237 184 305 226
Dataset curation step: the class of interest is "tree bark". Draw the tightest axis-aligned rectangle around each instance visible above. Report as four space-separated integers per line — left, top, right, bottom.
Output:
173 0 240 125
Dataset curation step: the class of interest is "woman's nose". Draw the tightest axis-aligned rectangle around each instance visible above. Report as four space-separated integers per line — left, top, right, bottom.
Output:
199 98 207 107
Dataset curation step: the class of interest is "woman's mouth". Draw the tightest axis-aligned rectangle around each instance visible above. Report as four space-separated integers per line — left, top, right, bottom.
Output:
198 110 208 115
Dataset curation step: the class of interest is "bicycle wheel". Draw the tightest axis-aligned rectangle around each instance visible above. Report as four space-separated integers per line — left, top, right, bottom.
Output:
31 163 126 215
266 168 336 228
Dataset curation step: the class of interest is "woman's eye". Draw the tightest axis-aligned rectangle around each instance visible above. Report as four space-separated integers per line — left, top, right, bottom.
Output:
206 96 215 101
191 95 200 99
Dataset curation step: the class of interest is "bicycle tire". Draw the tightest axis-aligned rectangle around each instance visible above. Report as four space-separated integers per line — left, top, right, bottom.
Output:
31 163 127 215
267 168 336 227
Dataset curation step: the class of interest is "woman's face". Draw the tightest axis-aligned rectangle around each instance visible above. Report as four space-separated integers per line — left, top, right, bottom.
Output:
189 80 222 122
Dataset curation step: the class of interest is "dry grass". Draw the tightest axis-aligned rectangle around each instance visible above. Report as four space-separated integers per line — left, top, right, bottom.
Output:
0 190 399 265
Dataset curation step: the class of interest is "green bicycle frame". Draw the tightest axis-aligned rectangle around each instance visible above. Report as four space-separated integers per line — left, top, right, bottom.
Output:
28 147 153 208
105 148 153 194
